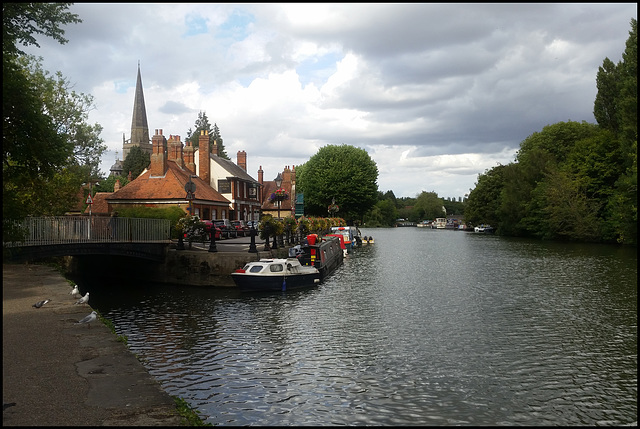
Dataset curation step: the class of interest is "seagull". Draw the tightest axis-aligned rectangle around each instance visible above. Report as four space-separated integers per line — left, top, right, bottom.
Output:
75 292 89 306
76 311 97 328
69 284 79 296
32 299 51 309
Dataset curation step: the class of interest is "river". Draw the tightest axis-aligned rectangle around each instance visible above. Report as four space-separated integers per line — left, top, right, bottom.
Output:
78 227 637 426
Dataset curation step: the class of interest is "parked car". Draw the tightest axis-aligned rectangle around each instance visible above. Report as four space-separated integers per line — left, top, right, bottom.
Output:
212 219 237 239
230 220 250 237
203 220 222 240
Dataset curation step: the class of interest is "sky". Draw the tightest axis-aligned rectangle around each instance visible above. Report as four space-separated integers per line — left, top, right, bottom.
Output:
22 3 636 199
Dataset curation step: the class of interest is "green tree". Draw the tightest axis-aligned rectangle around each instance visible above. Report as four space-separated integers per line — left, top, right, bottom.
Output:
3 3 84 236
593 57 620 134
18 55 106 177
465 164 508 229
2 3 81 57
296 144 379 224
122 145 150 180
414 191 446 220
185 112 229 160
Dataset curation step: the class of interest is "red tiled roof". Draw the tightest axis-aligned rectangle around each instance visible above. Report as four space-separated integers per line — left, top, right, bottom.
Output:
107 160 230 205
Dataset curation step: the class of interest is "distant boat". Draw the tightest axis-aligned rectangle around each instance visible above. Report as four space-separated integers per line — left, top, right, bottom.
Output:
433 218 447 229
474 224 495 234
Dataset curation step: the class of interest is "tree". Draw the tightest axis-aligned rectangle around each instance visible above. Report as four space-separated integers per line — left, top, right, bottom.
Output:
3 3 84 235
122 145 150 180
593 57 620 134
2 3 81 57
296 144 378 224
185 112 229 160
414 191 446 220
18 55 106 177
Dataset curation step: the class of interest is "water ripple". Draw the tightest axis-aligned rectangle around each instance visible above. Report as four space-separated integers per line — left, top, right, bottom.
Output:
98 229 637 426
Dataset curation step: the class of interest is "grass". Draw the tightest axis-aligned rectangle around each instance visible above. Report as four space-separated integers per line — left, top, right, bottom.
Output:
173 397 212 426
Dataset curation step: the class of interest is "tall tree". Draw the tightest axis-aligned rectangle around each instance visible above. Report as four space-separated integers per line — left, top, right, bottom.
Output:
185 111 229 160
296 144 378 223
122 145 150 180
3 3 83 236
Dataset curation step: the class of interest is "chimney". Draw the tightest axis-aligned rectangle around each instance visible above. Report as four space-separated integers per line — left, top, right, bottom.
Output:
167 134 184 168
184 139 195 174
114 179 121 192
237 150 247 171
150 129 167 176
283 165 292 184
212 139 219 157
258 165 263 184
199 130 210 184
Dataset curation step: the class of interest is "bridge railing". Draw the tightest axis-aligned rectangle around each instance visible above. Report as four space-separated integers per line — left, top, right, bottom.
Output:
3 216 171 247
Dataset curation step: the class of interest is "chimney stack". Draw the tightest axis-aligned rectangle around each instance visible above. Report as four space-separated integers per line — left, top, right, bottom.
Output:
199 130 210 184
237 150 247 171
184 139 195 174
150 129 167 177
167 134 184 168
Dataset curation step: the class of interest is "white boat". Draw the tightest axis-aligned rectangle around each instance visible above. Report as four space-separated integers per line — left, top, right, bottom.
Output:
433 218 447 229
231 257 320 292
474 224 495 234
231 235 344 292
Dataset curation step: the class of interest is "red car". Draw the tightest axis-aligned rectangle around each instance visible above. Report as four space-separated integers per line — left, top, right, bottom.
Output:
203 220 222 240
230 220 250 237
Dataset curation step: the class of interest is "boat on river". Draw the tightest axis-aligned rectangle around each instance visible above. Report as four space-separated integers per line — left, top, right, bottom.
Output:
329 226 362 252
231 234 344 292
231 257 321 292
474 224 495 234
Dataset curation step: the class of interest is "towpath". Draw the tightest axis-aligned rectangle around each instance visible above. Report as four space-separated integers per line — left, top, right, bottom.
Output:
2 263 188 426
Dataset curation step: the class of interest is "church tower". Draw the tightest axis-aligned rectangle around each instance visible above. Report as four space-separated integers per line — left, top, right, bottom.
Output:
122 62 152 160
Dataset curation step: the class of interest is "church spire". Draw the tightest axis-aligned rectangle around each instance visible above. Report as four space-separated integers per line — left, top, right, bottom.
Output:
123 62 151 159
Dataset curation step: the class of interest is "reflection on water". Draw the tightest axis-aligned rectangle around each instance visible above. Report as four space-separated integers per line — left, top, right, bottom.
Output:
84 228 637 426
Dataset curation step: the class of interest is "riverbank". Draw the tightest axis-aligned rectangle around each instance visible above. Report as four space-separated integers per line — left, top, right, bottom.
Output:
2 262 193 426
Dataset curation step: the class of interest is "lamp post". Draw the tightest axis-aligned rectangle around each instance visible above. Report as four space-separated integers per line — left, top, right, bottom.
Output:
274 173 283 220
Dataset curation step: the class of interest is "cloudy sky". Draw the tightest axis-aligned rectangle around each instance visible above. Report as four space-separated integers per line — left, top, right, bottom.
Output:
23 3 636 199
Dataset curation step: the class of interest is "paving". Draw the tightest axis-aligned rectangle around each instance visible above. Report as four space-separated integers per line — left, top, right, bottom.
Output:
2 263 189 426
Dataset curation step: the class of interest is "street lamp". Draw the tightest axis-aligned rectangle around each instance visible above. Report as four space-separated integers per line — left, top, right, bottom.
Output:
274 173 283 220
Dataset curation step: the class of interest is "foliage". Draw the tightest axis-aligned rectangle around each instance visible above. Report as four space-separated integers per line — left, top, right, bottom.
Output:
413 191 446 221
3 3 90 237
114 206 185 238
185 112 229 160
172 396 211 426
94 174 130 193
296 144 378 224
121 145 150 180
177 215 207 242
2 3 81 57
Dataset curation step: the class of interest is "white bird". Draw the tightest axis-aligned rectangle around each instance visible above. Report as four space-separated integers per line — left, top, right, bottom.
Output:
70 284 79 296
32 299 51 309
76 310 97 328
75 292 89 306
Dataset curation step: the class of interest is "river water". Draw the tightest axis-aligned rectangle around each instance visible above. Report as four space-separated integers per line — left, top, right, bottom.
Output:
82 227 637 426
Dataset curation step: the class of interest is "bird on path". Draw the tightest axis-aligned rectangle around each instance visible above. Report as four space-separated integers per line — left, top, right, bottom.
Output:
69 284 79 297
75 292 89 306
32 299 51 309
76 311 97 328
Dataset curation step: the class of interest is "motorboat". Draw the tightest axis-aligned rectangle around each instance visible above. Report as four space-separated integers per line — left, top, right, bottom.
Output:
231 257 320 292
232 234 344 292
474 224 495 234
